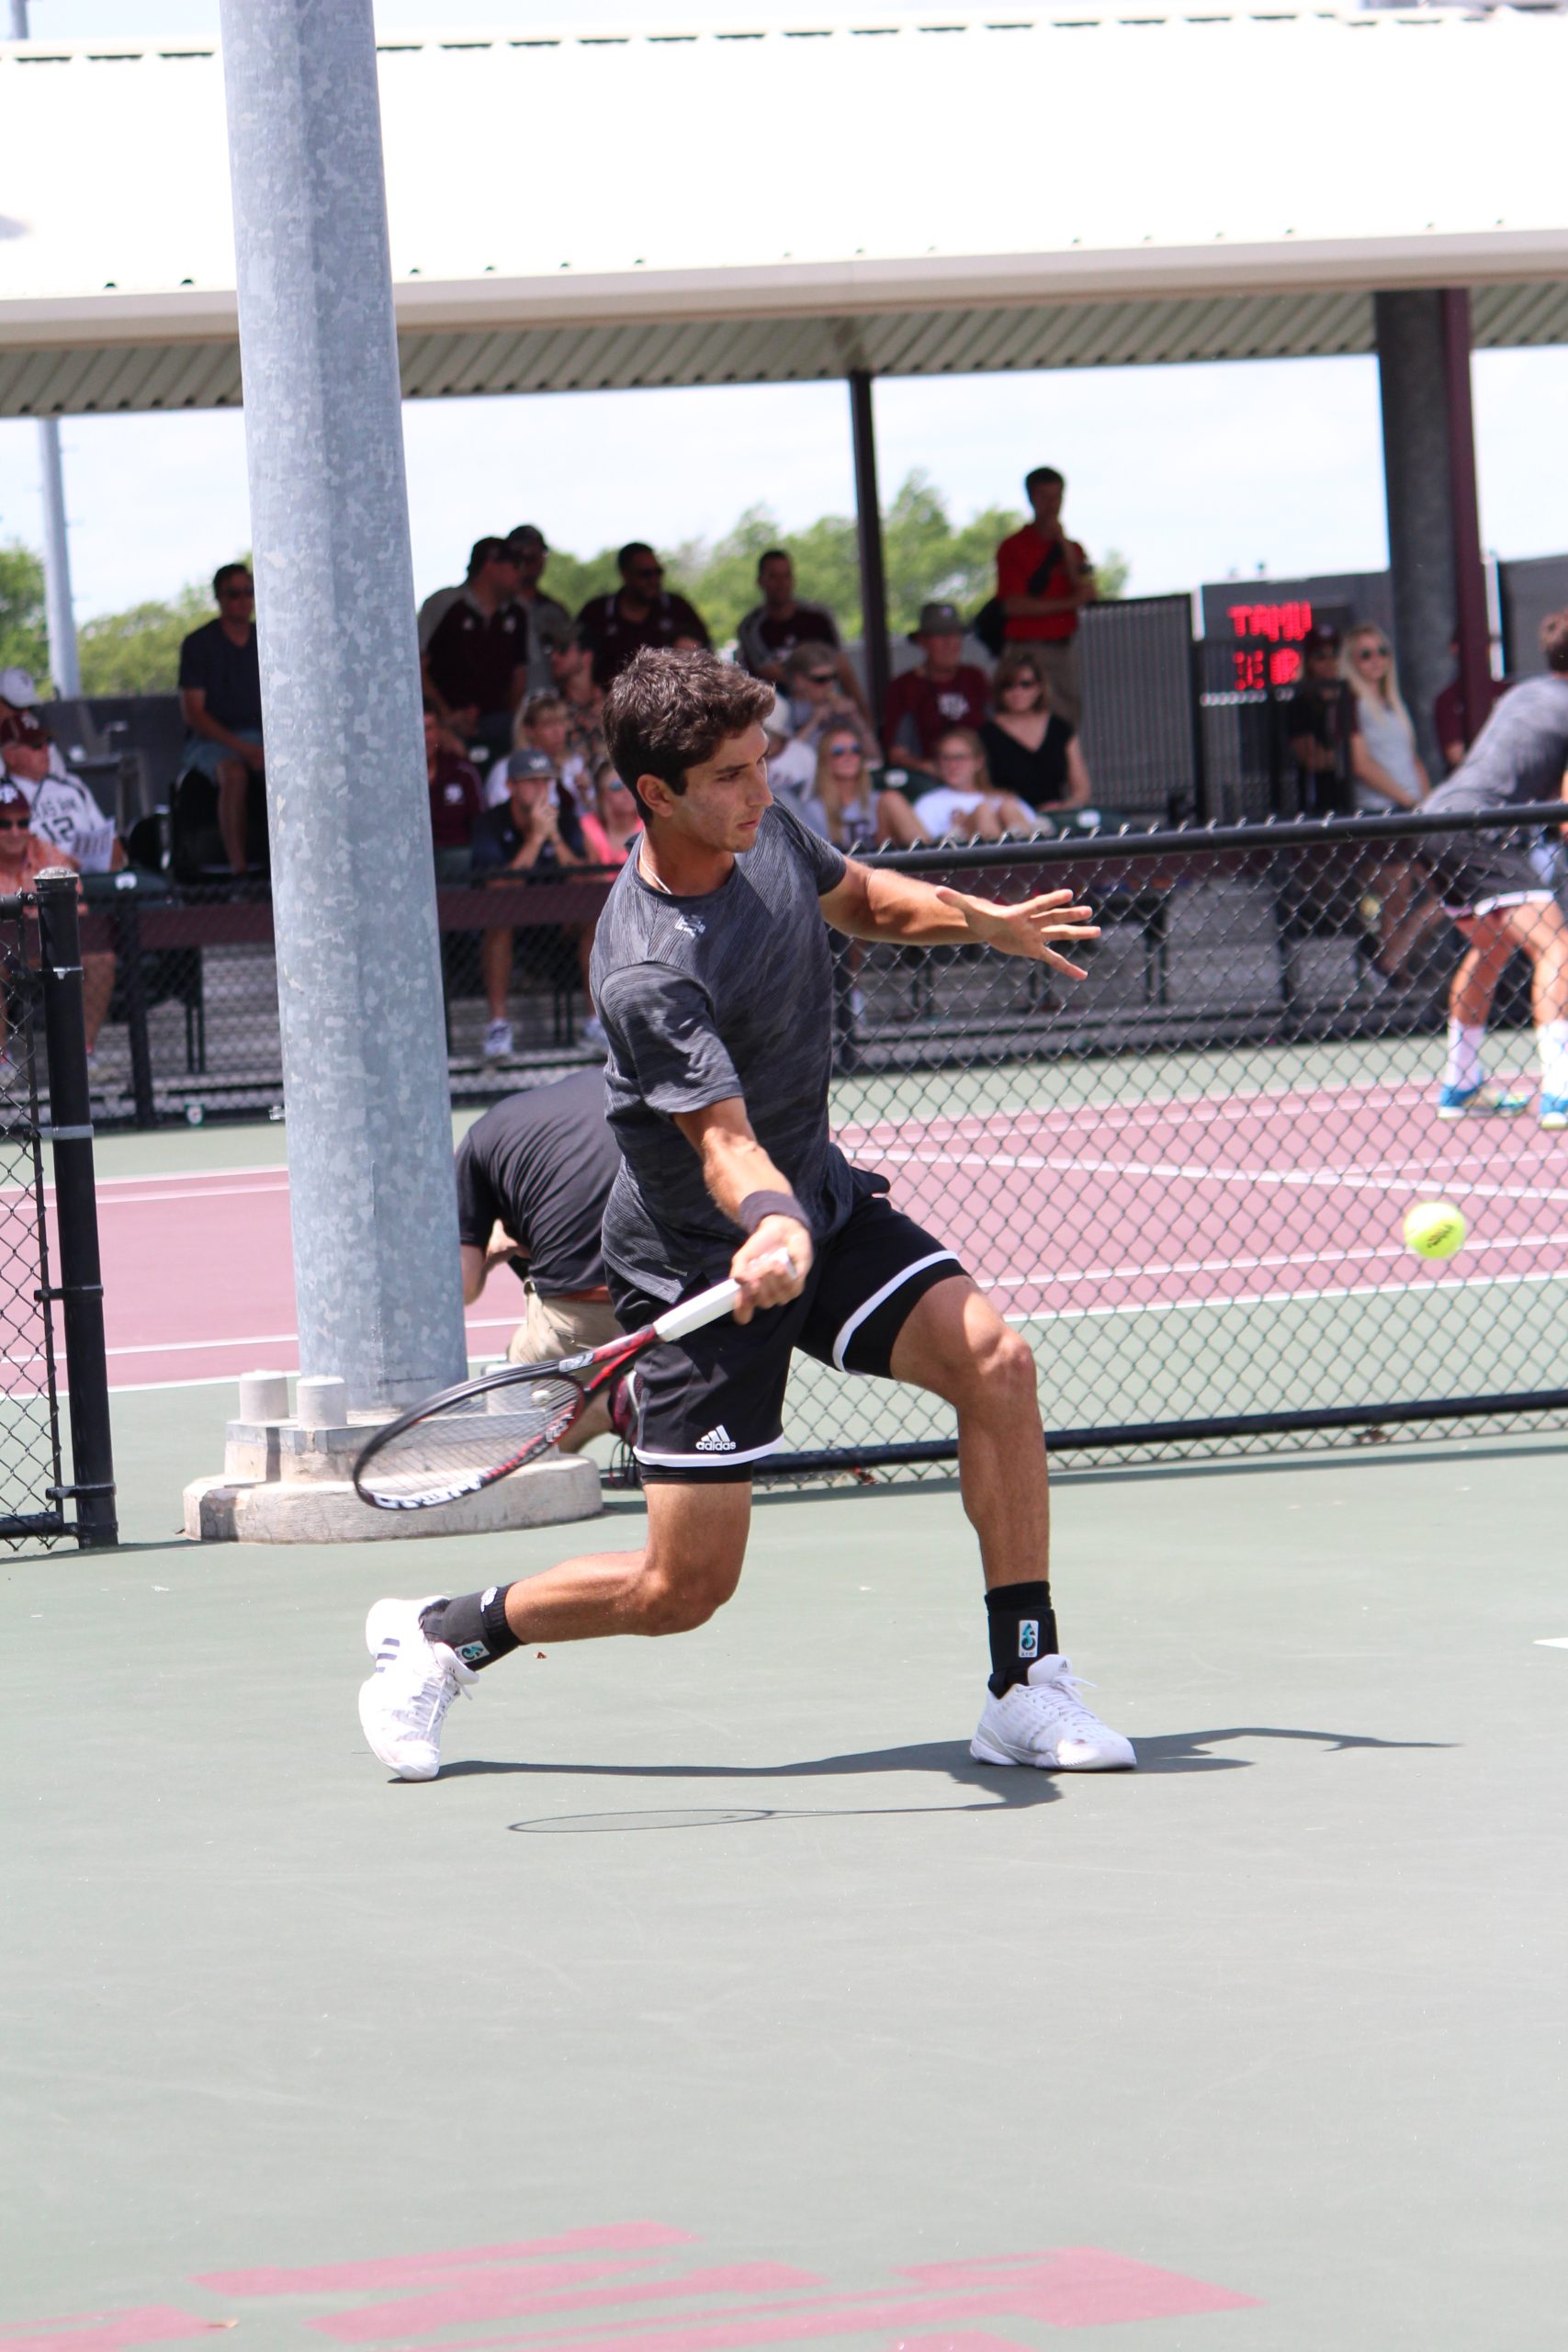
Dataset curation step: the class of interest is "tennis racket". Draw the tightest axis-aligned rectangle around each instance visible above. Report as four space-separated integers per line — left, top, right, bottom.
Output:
353 1255 795 1512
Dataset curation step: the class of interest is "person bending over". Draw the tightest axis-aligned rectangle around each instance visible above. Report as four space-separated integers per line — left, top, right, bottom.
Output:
359 649 1134 1783
1417 607 1568 1128
456 1069 624 1449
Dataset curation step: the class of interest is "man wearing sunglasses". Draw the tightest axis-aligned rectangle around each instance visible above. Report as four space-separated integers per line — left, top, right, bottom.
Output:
737 549 869 720
177 564 265 875
767 640 880 802
577 542 710 689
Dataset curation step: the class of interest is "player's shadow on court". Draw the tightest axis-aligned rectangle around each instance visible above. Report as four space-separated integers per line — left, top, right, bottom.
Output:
449 1724 1445 1831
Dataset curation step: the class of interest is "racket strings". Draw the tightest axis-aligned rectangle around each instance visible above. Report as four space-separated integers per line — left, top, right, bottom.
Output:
356 1371 584 1504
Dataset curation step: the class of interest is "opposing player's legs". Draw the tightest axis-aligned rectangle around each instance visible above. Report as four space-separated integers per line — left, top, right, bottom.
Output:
1439 898 1568 1125
889 1273 1134 1770
357 1482 750 1780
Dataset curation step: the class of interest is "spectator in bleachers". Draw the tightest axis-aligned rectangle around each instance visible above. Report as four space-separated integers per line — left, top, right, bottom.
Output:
980 648 1091 816
0 779 113 1057
505 524 574 695
421 537 529 761
1340 625 1428 812
0 669 68 776
912 728 1045 843
547 627 608 769
737 549 871 718
471 747 592 1062
423 707 486 874
1285 628 1359 818
2 735 122 875
577 544 710 687
994 467 1097 729
768 641 879 803
802 728 929 852
485 693 592 814
177 563 265 875
882 604 991 779
580 760 643 868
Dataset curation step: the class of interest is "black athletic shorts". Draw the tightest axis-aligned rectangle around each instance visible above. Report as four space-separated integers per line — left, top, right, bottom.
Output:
608 1190 964 1482
1419 831 1553 920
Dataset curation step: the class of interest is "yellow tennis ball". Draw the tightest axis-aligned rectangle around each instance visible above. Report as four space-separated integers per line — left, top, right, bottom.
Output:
1404 1201 1466 1261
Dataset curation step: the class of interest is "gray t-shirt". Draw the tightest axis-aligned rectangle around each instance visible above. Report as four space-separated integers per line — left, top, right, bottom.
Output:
591 802 863 1300
1425 673 1568 818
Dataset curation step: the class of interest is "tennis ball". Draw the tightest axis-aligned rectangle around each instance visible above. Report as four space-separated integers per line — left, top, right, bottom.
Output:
1404 1201 1466 1261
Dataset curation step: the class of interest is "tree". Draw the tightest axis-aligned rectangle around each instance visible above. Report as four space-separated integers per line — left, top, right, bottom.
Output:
0 541 51 686
78 583 211 695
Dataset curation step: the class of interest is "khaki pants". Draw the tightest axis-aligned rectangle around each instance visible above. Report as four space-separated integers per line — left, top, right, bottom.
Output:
1031 638 1082 730
507 1287 624 1449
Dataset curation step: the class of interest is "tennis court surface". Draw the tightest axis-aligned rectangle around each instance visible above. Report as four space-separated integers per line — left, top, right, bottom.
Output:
5 1102 1566 2350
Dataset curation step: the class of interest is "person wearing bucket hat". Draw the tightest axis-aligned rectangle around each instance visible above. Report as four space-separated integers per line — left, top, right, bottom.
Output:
0 668 66 774
0 779 116 1060
880 602 990 780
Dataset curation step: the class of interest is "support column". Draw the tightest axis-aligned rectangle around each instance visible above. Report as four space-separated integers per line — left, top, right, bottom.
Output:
218 0 467 1408
1374 288 1487 776
849 370 890 734
37 419 81 698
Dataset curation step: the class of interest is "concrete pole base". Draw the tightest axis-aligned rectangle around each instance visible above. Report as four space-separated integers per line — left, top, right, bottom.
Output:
184 1454 599 1544
183 1374 604 1542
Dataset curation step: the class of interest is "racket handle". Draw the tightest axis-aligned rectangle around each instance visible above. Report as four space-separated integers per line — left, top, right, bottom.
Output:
651 1251 797 1344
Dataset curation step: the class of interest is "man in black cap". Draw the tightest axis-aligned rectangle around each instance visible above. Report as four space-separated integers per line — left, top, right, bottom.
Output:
881 602 990 780
456 1069 625 1442
470 747 591 1061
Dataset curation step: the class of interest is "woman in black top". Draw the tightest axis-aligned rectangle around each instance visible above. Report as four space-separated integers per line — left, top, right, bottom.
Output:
980 647 1092 814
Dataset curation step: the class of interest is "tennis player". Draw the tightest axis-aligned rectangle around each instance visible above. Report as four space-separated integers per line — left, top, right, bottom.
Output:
1419 609 1568 1127
359 649 1134 1781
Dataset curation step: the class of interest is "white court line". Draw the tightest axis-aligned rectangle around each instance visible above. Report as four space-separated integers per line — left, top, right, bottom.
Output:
980 1226 1568 1293
1001 1262 1568 1324
98 1311 518 1362
875 1146 1568 1208
1536 1638 1568 1649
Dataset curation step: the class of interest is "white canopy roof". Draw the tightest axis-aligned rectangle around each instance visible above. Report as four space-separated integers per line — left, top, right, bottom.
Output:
3 8 1566 416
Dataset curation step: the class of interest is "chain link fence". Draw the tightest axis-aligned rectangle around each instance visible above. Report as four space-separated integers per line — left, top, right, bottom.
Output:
0 897 68 1543
763 802 1568 1476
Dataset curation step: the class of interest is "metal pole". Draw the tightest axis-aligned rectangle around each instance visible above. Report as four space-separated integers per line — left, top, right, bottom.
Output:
35 871 118 1548
37 420 82 700
848 370 890 739
1373 289 1453 779
8 2 29 42
218 0 467 1408
1440 288 1493 743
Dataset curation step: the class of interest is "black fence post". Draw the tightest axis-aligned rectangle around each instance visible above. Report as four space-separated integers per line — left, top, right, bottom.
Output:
35 872 118 1549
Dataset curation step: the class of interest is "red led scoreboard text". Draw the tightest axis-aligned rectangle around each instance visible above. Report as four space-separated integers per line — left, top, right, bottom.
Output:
1226 600 1314 690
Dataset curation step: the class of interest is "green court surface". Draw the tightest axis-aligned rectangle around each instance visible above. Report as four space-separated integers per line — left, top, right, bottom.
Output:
6 1377 1567 2351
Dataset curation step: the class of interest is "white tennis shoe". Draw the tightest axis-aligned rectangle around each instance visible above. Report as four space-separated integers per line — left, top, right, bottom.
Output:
358 1595 478 1781
971 1656 1136 1771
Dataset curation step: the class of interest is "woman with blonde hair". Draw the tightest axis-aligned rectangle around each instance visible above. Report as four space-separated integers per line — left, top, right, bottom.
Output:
912 728 1047 842
804 728 929 850
1340 621 1447 980
1340 624 1428 811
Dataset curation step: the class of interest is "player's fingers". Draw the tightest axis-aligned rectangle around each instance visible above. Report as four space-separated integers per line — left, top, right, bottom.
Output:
1042 947 1089 979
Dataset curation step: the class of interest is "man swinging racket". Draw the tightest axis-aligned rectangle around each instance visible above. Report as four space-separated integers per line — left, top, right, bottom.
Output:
358 648 1134 1781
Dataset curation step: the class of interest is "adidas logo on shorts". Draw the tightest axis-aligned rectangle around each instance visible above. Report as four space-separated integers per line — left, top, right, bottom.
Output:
694 1424 736 1453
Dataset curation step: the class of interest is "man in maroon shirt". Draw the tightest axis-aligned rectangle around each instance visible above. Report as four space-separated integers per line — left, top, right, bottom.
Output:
576 544 709 687
882 603 991 778
421 537 528 760
423 707 486 868
994 467 1097 727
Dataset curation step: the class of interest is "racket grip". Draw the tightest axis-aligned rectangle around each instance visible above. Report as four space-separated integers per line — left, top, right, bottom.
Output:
651 1252 797 1344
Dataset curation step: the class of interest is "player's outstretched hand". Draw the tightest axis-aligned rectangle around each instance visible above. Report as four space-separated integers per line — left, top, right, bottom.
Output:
934 885 1100 978
731 1222 811 1324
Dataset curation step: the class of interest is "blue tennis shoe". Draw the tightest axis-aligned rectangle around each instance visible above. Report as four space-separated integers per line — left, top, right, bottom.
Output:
1436 1080 1530 1120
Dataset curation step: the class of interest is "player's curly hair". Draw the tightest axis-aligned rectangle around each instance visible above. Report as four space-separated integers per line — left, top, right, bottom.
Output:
1540 608 1568 674
604 648 773 818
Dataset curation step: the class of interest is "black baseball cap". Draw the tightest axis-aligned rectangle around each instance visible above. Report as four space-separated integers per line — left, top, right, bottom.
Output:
507 748 557 783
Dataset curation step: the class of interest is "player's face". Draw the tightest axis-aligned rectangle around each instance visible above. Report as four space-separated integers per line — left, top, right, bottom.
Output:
667 724 773 851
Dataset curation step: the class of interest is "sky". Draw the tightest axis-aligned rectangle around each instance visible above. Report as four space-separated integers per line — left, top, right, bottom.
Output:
5 0 1568 620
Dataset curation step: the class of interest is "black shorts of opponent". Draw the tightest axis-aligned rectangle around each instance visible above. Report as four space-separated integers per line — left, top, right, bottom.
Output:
1419 831 1554 920
608 1188 964 1482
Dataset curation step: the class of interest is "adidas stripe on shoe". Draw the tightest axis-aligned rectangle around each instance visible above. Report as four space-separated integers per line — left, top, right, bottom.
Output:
358 1594 478 1781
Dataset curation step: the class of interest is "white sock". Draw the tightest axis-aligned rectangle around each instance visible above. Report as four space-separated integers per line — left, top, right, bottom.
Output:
1445 1023 1486 1092
1537 1020 1568 1100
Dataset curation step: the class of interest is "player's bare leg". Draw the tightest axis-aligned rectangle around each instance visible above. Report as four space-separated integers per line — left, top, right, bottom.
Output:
890 1272 1134 1770
357 1485 751 1779
1443 900 1568 1124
